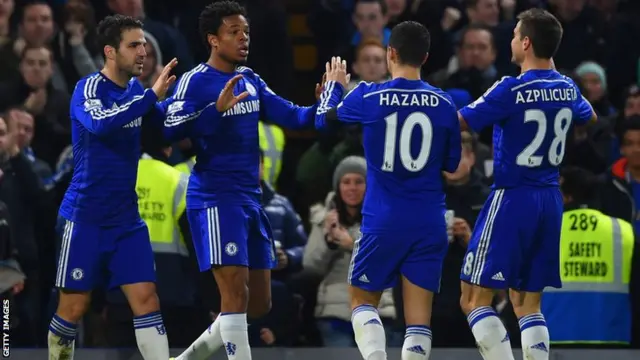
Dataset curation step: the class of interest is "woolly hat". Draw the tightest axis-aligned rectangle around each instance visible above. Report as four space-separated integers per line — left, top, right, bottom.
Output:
575 61 607 92
333 156 367 191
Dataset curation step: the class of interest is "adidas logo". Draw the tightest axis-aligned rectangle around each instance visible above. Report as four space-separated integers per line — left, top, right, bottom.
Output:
364 318 381 326
530 342 548 352
501 333 510 343
406 345 426 355
358 274 370 283
491 272 505 281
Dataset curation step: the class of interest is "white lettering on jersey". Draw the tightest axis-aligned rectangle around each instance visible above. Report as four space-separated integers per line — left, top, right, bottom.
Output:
221 100 261 117
379 93 440 107
123 117 142 128
515 88 577 104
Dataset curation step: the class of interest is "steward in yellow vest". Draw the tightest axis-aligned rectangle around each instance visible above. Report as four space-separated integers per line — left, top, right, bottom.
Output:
259 121 285 187
542 167 640 347
173 121 285 187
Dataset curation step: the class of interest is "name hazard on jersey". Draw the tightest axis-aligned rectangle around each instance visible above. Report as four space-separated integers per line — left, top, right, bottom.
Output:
222 99 260 117
379 92 442 107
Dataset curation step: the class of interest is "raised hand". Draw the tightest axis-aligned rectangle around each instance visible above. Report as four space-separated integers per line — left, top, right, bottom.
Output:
216 74 249 112
325 56 351 89
151 58 178 100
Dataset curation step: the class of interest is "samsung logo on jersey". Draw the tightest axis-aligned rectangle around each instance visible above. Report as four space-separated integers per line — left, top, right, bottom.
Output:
222 99 260 117
515 88 577 104
379 93 440 107
123 117 142 128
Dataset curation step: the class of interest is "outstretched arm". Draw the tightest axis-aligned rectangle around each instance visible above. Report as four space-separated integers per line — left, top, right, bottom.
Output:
72 82 157 136
257 75 317 130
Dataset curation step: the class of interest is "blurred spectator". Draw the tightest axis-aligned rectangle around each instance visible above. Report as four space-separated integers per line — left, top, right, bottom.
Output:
138 30 163 88
575 61 616 117
543 166 639 348
296 127 364 228
598 116 640 225
303 156 399 347
6 108 52 180
0 0 13 41
464 0 500 27
432 131 490 347
0 0 16 79
0 44 70 169
107 0 193 75
57 0 104 89
547 0 607 71
105 124 206 348
352 0 391 47
437 24 498 99
260 150 307 281
348 37 388 89
0 111 54 347
610 85 640 163
250 150 307 347
0 194 25 334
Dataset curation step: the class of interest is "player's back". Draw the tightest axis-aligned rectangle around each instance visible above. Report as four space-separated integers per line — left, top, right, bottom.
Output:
60 73 146 225
464 70 591 188
357 79 461 233
166 64 263 208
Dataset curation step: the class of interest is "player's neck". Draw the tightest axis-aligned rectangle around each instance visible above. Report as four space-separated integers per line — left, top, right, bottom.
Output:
391 65 421 81
519 58 554 74
628 166 640 182
207 54 236 74
101 65 130 88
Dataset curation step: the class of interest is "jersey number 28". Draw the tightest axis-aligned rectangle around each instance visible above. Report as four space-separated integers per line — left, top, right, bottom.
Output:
516 107 572 167
382 111 432 172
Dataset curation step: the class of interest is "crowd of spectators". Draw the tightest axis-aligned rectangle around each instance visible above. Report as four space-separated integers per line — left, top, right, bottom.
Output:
0 0 638 350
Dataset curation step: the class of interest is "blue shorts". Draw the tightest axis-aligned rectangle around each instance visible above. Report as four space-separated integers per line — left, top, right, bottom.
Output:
55 218 156 291
187 204 276 271
460 187 563 292
349 228 448 292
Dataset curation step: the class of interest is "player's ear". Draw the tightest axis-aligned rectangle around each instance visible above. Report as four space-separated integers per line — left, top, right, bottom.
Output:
104 45 116 61
422 53 429 66
208 34 219 49
522 36 531 52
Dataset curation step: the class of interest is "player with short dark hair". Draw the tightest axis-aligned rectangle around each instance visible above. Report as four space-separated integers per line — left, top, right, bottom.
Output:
316 20 461 360
160 2 320 359
49 14 177 360
457 8 596 360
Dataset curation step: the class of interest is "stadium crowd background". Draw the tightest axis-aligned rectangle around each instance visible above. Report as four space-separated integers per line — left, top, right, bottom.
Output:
0 0 639 351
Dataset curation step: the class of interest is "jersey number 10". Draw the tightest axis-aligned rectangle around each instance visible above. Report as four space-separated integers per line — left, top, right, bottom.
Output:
382 111 433 172
516 107 572 167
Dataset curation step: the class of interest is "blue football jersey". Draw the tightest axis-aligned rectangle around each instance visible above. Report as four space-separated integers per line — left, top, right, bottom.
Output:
60 72 158 225
317 79 461 233
459 69 593 188
159 63 317 208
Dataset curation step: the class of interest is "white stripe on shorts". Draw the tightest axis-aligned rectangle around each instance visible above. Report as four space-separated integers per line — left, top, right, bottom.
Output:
347 235 361 285
55 220 74 288
207 207 222 265
471 189 504 284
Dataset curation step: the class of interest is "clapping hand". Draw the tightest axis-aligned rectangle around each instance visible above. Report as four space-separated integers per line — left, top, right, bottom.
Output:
324 56 351 90
151 58 178 100
315 73 327 101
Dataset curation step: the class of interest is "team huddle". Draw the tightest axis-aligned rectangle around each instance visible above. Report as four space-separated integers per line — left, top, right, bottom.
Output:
48 1 595 360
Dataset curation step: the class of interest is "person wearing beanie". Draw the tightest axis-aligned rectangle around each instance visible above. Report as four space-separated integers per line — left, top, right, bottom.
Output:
575 61 616 117
303 155 399 348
